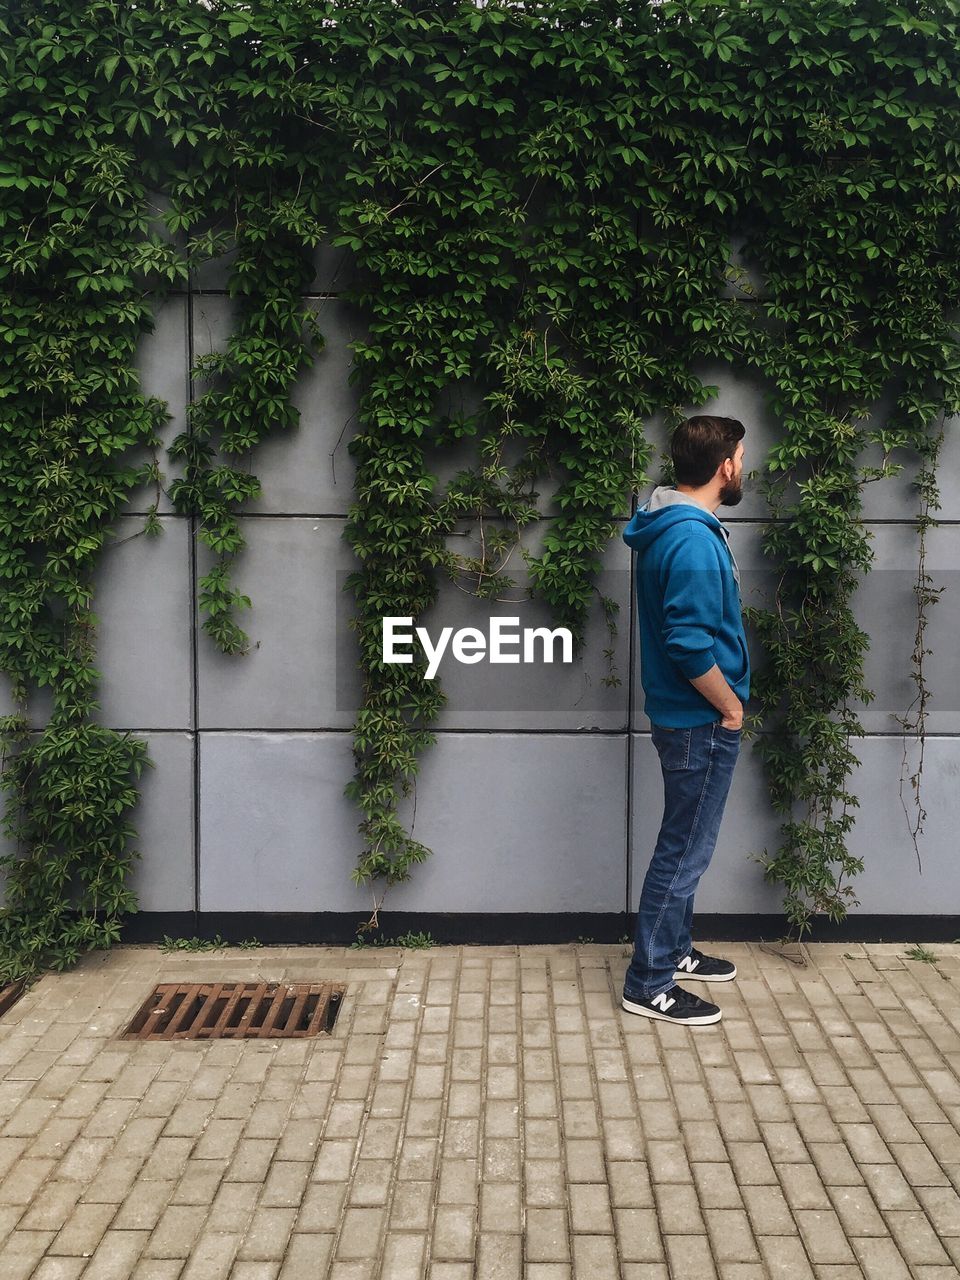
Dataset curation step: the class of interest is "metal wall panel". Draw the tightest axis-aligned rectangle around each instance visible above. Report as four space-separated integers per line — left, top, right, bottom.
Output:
629 731 960 917
198 731 628 914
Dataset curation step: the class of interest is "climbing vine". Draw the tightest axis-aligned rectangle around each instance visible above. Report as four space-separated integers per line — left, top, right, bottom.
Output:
2 0 959 977
893 417 945 872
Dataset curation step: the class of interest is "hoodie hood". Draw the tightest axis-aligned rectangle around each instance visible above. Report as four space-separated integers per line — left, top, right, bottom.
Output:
624 485 741 589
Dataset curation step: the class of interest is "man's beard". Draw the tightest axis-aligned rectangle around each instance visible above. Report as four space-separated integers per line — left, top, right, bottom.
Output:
719 474 743 506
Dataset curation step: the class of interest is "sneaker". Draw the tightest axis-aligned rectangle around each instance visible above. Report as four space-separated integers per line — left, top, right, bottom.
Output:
621 984 721 1025
674 947 737 983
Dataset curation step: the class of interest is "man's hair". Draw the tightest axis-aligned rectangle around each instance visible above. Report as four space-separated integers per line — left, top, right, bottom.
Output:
671 415 745 487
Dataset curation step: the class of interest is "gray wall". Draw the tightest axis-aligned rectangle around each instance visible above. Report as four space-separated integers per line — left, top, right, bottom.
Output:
2 247 959 922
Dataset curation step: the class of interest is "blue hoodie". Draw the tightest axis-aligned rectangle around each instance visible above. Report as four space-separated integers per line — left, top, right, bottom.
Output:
623 486 750 727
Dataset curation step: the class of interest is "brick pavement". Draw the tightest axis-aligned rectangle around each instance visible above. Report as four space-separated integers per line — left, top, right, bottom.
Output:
1 941 960 1278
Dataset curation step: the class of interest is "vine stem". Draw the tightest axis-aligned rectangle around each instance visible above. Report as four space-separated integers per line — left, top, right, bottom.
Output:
895 415 945 873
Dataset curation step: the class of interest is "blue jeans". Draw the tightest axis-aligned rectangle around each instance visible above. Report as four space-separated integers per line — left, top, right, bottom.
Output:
625 719 741 1000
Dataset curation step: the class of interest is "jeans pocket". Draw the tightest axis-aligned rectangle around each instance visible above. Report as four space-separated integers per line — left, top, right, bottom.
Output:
651 724 691 770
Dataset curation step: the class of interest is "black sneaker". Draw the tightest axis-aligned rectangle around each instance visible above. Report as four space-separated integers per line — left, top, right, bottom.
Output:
621 984 722 1025
674 947 737 983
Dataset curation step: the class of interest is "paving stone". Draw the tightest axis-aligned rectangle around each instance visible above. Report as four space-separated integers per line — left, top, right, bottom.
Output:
607 1161 654 1208
916 1124 960 1165
524 1208 568 1262
682 1119 727 1161
405 1099 443 1138
757 1235 816 1279
113 1180 175 1231
841 1123 894 1165
524 1160 565 1207
436 1159 479 1206
227 1264 281 1280
0 1157 56 1203
693 1163 744 1209
379 1232 427 1279
225 1138 280 1183
568 1183 613 1234
727 1142 777 1186
665 1233 719 1279
19 1180 83 1231
827 1184 888 1238
884 1210 952 1265
741 1184 795 1237
571 1234 619 1277
524 1119 561 1160
760 1121 808 1163
646 1140 693 1183
849 1236 914 1279
564 1138 605 1182
443 1118 480 1160
778 1161 831 1210
482 1138 520 1183
428 1265 474 1280
179 1231 241 1280
312 1140 357 1183
653 1181 706 1236
703 1208 760 1263
30 1261 91 1280
170 1159 227 1206
793 1208 856 1264
27 1117 85 1159
859 1162 921 1211
3 1230 58 1276
915 1184 960 1235
236 1208 298 1262
715 1102 762 1144
429 1205 475 1260
476 1231 521 1280
48 1202 118 1256
144 1205 211 1259
258 1161 311 1208
390 1182 434 1233
479 1182 521 1234
207 1182 260 1232
808 1142 864 1187
890 1141 950 1186
276 1233 335 1280
614 1207 664 1262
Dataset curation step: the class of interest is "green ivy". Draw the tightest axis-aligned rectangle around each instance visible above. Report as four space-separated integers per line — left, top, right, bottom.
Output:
1 0 958 978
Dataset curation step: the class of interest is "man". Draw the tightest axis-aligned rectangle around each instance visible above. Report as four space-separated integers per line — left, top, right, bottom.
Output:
621 415 749 1026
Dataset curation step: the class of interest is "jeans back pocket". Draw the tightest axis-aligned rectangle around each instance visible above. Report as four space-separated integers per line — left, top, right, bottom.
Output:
650 724 691 770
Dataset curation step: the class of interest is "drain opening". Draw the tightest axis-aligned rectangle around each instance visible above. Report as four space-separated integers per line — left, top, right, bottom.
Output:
121 981 346 1040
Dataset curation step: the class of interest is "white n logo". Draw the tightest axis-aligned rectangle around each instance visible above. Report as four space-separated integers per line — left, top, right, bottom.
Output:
677 956 696 973
651 993 675 1012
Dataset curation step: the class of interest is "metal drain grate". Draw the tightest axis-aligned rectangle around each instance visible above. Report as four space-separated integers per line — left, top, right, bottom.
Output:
0 980 25 1020
121 981 346 1041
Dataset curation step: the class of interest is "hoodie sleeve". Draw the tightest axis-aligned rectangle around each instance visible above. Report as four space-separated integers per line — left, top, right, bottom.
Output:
659 533 723 679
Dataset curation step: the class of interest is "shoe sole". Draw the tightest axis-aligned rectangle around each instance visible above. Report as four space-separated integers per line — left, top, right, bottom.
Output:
672 967 737 983
621 995 721 1025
